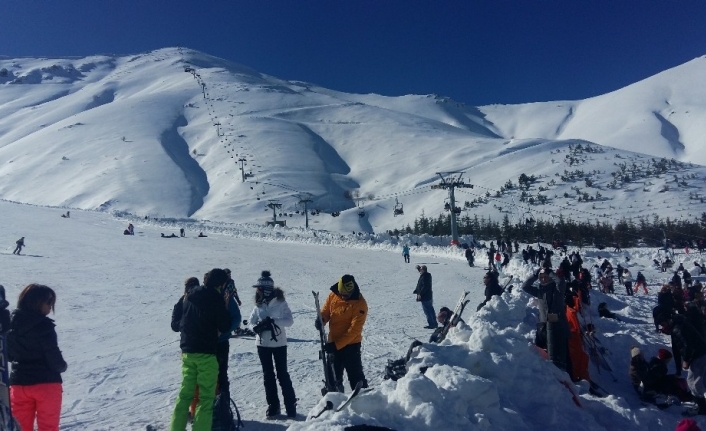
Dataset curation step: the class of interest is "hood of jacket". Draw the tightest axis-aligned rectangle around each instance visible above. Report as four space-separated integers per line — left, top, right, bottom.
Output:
10 309 54 336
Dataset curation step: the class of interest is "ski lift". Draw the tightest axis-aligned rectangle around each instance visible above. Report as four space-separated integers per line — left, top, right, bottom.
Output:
521 210 535 226
331 211 340 217
453 206 462 214
393 198 404 216
358 209 365 218
444 202 451 212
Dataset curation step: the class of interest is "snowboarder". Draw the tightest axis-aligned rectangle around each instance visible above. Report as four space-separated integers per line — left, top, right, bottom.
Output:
413 265 437 329
127 223 134 235
180 227 185 237
402 245 410 263
7 284 67 431
248 271 297 418
315 274 368 392
169 269 230 431
12 237 24 255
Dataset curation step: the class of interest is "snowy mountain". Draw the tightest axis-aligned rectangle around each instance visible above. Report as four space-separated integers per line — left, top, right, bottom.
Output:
1 48 706 236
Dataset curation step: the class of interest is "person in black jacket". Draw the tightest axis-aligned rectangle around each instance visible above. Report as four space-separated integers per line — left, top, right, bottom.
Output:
522 268 568 372
7 284 67 431
477 271 503 311
657 313 706 414
413 265 437 329
170 269 231 431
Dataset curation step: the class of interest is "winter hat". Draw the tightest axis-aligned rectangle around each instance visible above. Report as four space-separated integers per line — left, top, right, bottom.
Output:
658 348 673 361
253 270 275 295
337 274 356 295
675 419 702 431
630 346 642 358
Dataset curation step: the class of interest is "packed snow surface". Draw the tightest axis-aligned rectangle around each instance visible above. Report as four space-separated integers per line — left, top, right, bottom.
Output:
2 200 705 430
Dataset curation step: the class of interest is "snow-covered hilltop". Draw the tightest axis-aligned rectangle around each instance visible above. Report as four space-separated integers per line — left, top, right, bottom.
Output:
1 48 705 235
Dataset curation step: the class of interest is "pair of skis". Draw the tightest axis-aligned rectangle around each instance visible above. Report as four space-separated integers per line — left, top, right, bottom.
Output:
434 291 470 343
312 291 343 396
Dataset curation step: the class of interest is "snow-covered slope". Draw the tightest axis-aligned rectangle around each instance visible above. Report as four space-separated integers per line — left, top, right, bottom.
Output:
2 200 704 430
1 48 706 236
480 56 706 165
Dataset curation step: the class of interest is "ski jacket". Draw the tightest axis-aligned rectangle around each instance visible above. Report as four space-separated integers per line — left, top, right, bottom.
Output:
671 315 706 370
623 270 633 283
484 279 503 303
7 309 67 385
402 246 410 255
321 284 368 351
219 292 242 343
179 285 231 355
522 273 567 323
413 272 433 301
249 294 293 348
171 296 185 332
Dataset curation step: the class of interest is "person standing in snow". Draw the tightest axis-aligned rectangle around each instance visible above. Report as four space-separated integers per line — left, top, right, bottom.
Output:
170 268 230 431
224 268 242 307
7 284 67 431
635 271 648 294
402 245 410 264
623 268 634 296
316 274 369 391
13 236 24 255
248 271 297 418
464 247 475 267
522 267 568 372
413 265 437 329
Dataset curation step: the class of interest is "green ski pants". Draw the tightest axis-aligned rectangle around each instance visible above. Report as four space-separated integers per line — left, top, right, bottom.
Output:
170 353 219 431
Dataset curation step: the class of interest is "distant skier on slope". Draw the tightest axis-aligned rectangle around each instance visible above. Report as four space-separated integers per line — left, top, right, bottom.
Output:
12 237 24 255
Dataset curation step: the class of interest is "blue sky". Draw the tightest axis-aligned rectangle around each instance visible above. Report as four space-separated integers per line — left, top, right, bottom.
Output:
2 1 705 105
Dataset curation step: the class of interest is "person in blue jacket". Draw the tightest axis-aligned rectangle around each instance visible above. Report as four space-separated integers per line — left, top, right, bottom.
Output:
402 245 410 263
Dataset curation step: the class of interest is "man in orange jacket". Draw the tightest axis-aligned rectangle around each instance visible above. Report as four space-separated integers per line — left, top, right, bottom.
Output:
316 274 368 391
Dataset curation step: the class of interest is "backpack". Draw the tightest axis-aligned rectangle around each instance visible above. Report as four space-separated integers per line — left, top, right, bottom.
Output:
212 390 243 431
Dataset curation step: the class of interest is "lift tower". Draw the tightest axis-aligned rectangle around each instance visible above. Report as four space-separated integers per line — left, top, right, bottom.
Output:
430 172 473 246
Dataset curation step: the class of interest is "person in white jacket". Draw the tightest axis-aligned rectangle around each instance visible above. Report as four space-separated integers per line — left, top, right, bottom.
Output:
622 268 634 296
248 271 297 419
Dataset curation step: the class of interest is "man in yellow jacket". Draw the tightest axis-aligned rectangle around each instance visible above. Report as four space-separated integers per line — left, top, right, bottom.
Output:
317 274 368 391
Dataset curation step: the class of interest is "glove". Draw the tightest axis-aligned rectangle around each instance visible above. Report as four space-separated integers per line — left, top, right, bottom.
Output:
324 342 337 353
252 317 273 335
315 318 322 331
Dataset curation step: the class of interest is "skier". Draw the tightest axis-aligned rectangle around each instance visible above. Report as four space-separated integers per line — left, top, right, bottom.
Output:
413 265 437 329
402 245 410 264
12 237 24 255
464 247 475 267
7 284 67 431
170 269 230 431
521 267 568 372
635 271 648 294
180 227 185 237
315 274 368 391
249 271 297 418
223 268 242 307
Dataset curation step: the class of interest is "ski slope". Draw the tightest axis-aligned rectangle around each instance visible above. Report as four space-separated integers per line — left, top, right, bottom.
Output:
2 200 705 430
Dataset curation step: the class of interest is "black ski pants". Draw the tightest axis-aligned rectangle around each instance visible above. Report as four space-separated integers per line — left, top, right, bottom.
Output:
333 342 368 391
257 345 296 410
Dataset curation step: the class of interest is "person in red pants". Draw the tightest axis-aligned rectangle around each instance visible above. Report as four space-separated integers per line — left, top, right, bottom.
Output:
8 284 67 431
